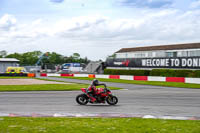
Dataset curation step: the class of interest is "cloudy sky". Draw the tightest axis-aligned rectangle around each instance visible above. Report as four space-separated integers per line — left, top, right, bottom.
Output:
1 0 200 60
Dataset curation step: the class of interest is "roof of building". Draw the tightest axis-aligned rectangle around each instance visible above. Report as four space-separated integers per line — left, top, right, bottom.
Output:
0 58 19 62
116 42 200 53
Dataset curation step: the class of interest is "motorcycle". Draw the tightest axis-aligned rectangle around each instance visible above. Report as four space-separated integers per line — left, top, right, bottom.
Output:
76 86 118 105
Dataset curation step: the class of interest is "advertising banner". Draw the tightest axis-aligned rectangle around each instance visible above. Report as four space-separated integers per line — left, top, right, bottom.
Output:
106 57 200 69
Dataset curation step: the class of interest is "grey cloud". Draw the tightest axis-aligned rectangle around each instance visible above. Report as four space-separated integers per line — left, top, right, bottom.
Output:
56 11 200 46
50 0 64 3
0 14 16 31
117 0 173 8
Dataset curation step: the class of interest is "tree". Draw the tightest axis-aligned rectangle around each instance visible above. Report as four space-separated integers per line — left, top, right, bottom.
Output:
5 51 90 66
72 53 80 59
48 52 64 64
108 54 116 58
6 53 24 64
6 51 42 65
22 51 42 65
0 50 7 58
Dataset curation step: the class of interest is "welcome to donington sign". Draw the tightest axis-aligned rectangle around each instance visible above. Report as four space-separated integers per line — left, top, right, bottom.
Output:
106 57 200 69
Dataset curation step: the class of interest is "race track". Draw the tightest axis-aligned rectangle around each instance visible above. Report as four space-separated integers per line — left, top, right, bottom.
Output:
0 77 200 117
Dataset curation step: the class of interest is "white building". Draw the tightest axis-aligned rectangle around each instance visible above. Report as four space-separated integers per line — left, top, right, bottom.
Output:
115 43 200 59
0 58 19 73
106 43 200 69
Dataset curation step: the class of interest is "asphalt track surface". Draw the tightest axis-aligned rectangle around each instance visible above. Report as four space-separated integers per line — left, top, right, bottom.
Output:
0 76 200 117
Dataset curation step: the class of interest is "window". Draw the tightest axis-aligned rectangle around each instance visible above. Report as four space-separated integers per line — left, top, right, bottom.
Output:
166 52 177 57
156 51 165 57
148 52 153 57
181 51 188 57
134 53 146 58
188 50 200 57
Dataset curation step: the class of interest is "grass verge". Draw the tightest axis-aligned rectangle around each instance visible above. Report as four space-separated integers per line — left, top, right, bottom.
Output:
55 76 200 89
0 84 120 92
0 117 199 133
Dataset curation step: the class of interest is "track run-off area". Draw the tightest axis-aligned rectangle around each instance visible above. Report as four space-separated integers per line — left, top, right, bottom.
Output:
0 76 200 119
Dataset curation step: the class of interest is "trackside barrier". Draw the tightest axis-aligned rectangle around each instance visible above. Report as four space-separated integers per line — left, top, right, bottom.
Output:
134 76 148 81
27 73 35 77
166 77 185 83
88 74 95 78
74 74 89 77
109 75 120 79
40 73 200 84
185 78 200 84
120 75 133 80
40 73 47 77
95 75 109 79
61 74 74 77
47 73 60 77
148 76 166 82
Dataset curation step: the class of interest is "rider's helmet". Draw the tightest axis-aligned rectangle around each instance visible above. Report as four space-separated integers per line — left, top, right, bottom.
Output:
92 79 99 86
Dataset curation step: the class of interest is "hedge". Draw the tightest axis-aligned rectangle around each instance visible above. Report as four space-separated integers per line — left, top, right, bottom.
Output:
104 69 200 78
104 69 150 76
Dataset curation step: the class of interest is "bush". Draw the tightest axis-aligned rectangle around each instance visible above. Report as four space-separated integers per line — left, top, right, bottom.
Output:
104 69 200 78
150 69 194 77
194 70 200 78
104 69 150 76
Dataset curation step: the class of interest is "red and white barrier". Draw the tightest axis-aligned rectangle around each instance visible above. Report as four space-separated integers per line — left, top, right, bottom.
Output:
95 75 109 79
40 73 200 85
74 74 89 77
120 75 133 80
185 78 200 84
148 76 165 82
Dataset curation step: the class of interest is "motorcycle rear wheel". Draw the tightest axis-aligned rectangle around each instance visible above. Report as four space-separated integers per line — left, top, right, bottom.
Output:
76 94 88 105
106 95 118 105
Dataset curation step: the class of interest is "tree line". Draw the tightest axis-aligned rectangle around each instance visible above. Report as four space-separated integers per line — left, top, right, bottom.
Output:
0 50 90 66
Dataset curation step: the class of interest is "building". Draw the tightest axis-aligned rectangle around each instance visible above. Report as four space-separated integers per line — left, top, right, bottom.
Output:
106 43 200 69
0 58 19 73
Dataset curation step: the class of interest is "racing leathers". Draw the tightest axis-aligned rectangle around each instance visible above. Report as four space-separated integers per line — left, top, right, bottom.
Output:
87 79 106 102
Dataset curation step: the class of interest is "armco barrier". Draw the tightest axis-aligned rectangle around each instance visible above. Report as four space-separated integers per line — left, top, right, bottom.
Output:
41 73 200 84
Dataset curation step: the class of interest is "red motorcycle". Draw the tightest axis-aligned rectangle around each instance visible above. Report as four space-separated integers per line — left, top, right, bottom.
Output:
76 87 118 105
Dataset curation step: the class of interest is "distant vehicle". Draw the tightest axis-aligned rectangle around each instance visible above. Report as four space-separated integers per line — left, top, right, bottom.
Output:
62 63 83 73
29 68 40 73
6 67 27 74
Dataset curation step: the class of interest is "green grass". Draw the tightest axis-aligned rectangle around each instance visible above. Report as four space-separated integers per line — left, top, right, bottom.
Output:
0 77 120 91
0 84 120 92
55 76 200 89
0 117 199 133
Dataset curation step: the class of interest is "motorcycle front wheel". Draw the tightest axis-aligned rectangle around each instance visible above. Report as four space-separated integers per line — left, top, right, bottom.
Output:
76 94 88 105
106 95 118 105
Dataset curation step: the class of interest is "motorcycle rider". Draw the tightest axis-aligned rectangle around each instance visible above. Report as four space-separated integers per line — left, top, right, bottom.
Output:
87 79 106 103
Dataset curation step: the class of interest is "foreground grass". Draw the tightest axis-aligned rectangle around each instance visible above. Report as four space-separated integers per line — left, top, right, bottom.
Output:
56 76 200 89
0 84 120 92
0 117 199 133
